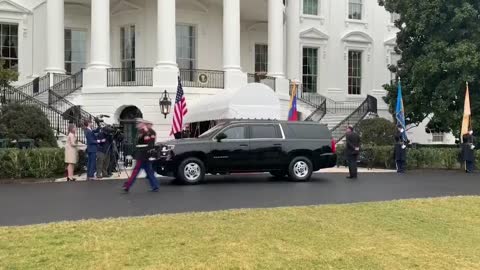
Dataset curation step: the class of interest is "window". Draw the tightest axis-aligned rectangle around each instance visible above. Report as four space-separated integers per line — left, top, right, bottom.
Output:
120 25 136 82
0 23 18 71
251 125 281 139
223 126 246 140
302 48 318 93
348 0 363 20
432 133 444 143
303 0 318 15
254 44 268 73
390 13 400 24
65 29 86 75
176 25 196 70
348 50 362 95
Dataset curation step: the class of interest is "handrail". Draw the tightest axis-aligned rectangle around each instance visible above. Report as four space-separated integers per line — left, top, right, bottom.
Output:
304 99 327 121
330 95 378 142
16 73 50 96
107 68 153 87
49 70 83 98
1 86 91 144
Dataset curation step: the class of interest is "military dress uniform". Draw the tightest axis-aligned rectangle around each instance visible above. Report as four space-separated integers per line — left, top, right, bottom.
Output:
394 130 407 173
461 134 476 173
122 126 160 192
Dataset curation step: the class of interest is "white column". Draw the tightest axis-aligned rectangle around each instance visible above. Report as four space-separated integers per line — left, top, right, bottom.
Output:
286 0 300 81
268 0 285 78
156 0 177 69
223 0 241 71
89 0 110 69
222 0 246 90
45 0 65 74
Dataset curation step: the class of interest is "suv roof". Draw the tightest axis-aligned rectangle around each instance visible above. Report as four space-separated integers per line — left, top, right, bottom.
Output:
219 119 327 126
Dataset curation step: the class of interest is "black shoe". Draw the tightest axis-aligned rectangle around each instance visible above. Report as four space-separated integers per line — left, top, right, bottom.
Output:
346 176 357 179
150 187 159 192
122 186 129 193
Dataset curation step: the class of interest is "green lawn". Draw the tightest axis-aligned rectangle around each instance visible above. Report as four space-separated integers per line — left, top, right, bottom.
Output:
1 197 480 270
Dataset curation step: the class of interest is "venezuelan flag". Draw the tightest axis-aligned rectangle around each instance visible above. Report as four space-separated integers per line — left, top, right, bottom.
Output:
288 84 299 121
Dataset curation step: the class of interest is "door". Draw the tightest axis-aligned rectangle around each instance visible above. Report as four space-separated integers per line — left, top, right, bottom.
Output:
248 124 286 170
208 125 250 172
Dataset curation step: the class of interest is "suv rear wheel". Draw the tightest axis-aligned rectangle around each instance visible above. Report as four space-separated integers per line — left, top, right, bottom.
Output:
177 157 205 185
288 156 313 182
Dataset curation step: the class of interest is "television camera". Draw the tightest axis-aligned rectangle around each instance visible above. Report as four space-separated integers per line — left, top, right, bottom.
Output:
93 115 125 144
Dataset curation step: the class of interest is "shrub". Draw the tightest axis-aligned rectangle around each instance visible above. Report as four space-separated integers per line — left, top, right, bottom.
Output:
0 148 64 179
0 148 86 179
0 104 57 147
357 118 397 146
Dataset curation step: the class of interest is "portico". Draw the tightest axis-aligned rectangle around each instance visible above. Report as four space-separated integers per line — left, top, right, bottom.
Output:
42 0 289 92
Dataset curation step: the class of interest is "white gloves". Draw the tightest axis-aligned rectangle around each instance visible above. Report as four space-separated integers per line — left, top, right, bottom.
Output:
402 145 406 149
471 145 475 150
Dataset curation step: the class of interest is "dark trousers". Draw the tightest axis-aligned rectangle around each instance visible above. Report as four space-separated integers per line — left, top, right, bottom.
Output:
396 160 406 173
87 152 96 178
96 152 110 178
465 161 475 173
123 161 159 190
347 155 358 178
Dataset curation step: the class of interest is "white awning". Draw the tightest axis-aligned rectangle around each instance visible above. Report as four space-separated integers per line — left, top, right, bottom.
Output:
184 83 281 124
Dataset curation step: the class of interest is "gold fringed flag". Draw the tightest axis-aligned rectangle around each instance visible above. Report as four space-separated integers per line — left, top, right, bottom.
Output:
461 82 471 143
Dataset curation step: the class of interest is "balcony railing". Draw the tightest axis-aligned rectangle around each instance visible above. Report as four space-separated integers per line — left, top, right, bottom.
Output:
179 69 224 89
16 74 50 96
248 73 276 91
107 68 153 87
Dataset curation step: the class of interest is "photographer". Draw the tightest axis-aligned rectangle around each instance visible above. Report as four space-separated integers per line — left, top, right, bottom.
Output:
122 119 159 193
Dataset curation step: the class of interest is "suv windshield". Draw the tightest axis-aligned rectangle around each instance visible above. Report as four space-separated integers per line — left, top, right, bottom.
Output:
198 124 225 139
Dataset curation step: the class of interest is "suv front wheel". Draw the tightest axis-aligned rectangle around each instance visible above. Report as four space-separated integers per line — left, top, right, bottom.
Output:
288 156 313 182
177 157 206 185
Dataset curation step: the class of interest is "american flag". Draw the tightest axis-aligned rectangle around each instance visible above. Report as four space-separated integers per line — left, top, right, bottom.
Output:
170 76 188 136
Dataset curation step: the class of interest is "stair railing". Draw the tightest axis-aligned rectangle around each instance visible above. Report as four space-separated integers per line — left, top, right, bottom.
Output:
1 86 91 144
330 95 378 142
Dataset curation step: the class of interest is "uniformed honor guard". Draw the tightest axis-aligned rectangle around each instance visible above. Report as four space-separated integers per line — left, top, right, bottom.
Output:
461 130 475 173
394 125 408 173
122 119 160 193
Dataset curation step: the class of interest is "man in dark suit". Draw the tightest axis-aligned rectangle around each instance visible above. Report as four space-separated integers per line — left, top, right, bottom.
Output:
84 120 100 181
345 125 360 179
461 130 475 173
394 125 408 173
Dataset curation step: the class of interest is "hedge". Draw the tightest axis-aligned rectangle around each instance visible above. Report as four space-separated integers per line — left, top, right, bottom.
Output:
336 145 480 170
0 148 86 179
0 146 478 180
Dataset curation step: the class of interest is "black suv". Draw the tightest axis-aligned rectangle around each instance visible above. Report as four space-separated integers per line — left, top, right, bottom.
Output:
154 120 337 184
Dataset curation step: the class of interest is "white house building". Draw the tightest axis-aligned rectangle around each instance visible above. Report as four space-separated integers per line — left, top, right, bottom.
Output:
0 0 454 144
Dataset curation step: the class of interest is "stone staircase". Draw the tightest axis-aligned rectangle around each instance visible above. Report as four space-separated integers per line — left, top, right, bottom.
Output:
3 70 95 145
291 83 378 141
319 113 350 130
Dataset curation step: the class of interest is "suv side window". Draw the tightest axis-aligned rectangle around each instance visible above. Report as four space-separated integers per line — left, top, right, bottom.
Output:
222 126 246 140
250 124 281 139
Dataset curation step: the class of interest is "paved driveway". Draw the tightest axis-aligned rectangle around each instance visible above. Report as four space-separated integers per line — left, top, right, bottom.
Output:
1 171 479 226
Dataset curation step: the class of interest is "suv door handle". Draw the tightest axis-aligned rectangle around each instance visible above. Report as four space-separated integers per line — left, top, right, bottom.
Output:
239 144 248 147
273 143 282 146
